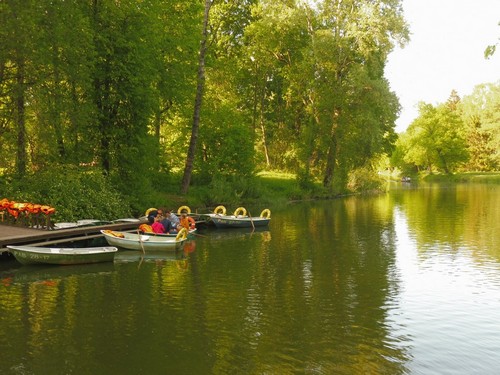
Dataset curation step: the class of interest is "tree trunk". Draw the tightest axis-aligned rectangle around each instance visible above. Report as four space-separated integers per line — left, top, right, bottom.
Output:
259 81 270 166
323 134 337 188
181 0 212 194
52 51 66 159
437 149 450 174
15 57 27 176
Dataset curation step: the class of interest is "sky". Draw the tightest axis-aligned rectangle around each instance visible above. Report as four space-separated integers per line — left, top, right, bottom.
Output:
384 0 500 132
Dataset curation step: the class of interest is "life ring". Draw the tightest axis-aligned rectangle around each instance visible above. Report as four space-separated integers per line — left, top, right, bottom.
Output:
138 224 153 233
260 209 271 219
145 207 157 216
103 230 125 238
233 207 247 217
214 205 226 215
177 205 191 215
176 227 188 241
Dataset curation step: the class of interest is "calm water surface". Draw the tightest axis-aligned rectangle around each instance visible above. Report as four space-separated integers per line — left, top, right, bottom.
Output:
1 183 499 374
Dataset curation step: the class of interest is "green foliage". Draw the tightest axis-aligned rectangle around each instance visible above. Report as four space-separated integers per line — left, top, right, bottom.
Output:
390 134 419 176
3 166 132 222
2 0 453 209
348 166 385 193
196 101 256 182
400 102 469 174
460 82 500 171
256 171 303 201
191 174 256 207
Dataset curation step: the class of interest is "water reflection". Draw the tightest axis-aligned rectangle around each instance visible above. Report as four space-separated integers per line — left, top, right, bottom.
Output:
392 188 500 374
0 184 499 374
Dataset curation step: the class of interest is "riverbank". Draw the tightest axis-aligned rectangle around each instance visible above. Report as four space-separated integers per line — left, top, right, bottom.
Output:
3 169 498 223
421 172 500 183
160 170 355 213
132 171 500 216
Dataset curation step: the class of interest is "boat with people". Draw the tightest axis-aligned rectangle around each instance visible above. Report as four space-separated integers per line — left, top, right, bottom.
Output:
139 228 198 239
6 245 118 265
205 206 271 229
100 228 188 251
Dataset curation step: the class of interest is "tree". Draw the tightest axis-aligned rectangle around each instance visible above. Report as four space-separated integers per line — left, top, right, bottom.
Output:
484 21 499 59
0 0 40 176
460 82 500 171
181 0 213 194
300 0 408 190
403 102 468 174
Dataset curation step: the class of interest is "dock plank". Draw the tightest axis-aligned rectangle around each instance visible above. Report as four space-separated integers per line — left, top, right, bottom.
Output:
0 221 143 251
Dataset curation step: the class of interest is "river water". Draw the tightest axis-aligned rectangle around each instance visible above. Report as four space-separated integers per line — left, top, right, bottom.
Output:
0 183 499 374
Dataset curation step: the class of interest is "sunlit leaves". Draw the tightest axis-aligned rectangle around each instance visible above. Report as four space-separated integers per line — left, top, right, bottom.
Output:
402 102 469 173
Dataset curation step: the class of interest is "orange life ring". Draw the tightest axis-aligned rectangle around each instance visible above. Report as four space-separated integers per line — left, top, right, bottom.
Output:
103 230 125 238
139 223 153 233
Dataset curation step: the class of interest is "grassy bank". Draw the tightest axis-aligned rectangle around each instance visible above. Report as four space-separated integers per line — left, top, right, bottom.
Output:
155 171 329 214
3 169 498 222
421 172 500 183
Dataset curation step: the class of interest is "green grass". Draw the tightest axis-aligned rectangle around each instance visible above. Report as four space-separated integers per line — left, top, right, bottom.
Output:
422 172 500 183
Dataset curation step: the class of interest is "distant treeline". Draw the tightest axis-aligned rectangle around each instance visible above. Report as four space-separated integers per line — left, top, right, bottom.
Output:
391 85 500 175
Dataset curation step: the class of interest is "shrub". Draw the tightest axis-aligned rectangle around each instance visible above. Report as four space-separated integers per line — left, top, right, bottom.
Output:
348 166 385 193
4 166 132 222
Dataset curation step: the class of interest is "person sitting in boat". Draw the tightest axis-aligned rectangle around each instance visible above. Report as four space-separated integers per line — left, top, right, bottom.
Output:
158 207 173 234
138 215 154 233
165 209 180 232
178 209 196 231
151 214 165 234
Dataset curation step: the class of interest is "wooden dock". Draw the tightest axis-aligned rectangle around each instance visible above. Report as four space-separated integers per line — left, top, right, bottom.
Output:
0 221 143 254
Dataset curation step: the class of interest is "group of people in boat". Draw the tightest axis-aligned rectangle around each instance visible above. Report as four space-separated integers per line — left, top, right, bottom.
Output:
139 208 196 234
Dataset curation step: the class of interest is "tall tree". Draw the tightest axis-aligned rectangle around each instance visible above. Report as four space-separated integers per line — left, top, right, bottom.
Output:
0 0 39 176
301 0 408 190
181 0 213 194
403 102 469 174
460 82 500 171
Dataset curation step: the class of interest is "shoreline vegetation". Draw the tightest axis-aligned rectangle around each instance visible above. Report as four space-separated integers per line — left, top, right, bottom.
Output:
3 170 499 224
1 3 497 224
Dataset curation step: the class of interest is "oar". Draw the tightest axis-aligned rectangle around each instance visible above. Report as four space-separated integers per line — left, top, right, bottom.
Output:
137 229 145 254
137 255 144 269
247 210 255 231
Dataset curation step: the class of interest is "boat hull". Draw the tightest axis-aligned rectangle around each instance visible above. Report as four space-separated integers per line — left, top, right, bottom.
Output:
101 230 186 251
7 246 118 265
211 215 270 229
139 228 197 239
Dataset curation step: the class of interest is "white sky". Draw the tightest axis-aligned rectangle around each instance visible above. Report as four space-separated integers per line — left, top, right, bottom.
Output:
385 0 500 132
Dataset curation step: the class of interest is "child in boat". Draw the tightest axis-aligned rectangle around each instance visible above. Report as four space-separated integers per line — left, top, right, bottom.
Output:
178 209 196 231
151 214 165 234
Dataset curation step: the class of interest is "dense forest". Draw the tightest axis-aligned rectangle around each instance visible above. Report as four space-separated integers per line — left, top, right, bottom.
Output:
0 0 497 220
